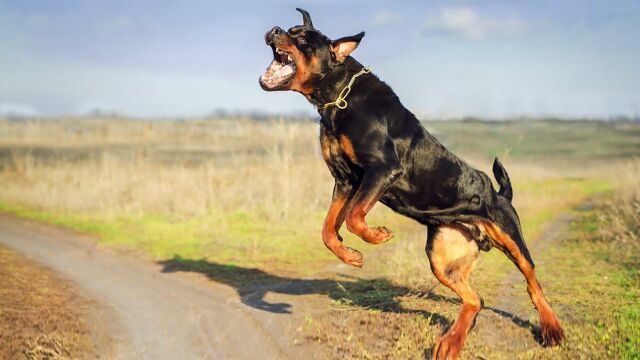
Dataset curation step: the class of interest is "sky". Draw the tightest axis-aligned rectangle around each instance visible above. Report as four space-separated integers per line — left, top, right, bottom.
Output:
1 0 639 119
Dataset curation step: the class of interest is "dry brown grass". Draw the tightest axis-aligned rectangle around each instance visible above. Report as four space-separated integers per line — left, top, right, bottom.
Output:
0 245 96 359
0 118 331 221
0 118 618 221
597 159 640 253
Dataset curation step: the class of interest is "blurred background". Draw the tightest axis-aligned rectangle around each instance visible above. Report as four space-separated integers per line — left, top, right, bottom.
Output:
1 0 639 119
0 1 638 359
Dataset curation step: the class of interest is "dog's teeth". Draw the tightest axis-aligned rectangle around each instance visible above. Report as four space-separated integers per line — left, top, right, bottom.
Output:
287 54 292 62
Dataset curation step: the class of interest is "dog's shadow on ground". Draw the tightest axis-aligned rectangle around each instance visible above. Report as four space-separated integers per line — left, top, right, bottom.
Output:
158 255 541 341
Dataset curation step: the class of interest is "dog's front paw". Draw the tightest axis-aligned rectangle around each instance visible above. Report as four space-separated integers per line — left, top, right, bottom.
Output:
341 247 363 267
366 226 394 244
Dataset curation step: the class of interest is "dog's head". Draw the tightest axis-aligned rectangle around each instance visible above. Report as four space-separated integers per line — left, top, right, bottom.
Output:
259 8 364 94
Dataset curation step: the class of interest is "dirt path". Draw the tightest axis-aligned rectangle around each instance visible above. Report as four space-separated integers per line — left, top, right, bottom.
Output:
0 208 585 359
0 214 316 359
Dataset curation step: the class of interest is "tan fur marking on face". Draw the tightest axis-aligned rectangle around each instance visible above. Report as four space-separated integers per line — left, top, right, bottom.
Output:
339 135 358 164
275 35 316 93
290 53 319 94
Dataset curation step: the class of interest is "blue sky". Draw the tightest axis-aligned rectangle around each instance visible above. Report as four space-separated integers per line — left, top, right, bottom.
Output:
1 0 639 118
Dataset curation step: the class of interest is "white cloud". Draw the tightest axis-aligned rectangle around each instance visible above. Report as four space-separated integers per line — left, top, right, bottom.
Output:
423 7 526 41
370 10 403 27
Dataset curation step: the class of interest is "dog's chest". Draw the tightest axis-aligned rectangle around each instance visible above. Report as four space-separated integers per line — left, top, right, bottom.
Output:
320 126 361 181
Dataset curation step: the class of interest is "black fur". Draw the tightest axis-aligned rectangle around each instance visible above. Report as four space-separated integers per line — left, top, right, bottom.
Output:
262 10 531 264
315 57 505 226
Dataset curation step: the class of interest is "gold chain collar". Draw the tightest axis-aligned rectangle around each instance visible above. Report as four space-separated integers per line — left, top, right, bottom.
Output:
322 67 371 109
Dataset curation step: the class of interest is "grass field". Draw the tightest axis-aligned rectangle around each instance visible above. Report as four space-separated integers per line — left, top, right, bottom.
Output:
0 117 638 358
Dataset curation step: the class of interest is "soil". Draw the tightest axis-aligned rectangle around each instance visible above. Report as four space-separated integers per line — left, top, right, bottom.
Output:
0 214 326 359
0 244 115 359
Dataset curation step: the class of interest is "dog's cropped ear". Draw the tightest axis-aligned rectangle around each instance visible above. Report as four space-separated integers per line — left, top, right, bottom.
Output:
331 32 365 63
296 8 314 28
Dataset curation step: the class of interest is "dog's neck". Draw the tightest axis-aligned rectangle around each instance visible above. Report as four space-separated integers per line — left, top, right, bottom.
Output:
306 57 368 111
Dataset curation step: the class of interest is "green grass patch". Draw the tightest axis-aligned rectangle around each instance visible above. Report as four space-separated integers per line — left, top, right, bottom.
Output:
0 202 334 270
535 206 640 359
614 268 640 358
430 120 640 161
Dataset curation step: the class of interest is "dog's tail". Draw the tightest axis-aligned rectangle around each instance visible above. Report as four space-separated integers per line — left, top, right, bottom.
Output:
492 157 513 201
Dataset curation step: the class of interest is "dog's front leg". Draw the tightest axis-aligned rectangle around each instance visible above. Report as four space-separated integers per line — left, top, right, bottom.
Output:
322 180 364 267
346 160 403 245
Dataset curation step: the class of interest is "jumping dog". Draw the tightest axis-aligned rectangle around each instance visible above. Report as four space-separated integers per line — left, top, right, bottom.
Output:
259 9 565 359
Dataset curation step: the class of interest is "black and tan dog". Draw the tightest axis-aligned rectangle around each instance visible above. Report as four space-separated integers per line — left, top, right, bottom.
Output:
260 9 564 359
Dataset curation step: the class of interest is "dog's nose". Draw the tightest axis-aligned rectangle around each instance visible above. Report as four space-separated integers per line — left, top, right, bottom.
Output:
271 26 283 36
265 26 283 44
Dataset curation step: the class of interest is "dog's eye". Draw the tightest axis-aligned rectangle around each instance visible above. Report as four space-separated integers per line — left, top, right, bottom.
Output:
298 37 307 45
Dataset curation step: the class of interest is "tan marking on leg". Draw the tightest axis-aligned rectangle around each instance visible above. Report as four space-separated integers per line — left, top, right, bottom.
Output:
322 194 362 267
478 221 565 346
428 226 481 360
345 204 393 245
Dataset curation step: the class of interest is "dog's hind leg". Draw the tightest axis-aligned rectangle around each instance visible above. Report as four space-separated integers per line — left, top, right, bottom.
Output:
479 216 565 347
426 224 481 360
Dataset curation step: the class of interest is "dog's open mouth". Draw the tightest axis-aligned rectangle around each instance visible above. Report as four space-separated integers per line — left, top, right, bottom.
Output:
260 44 297 90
